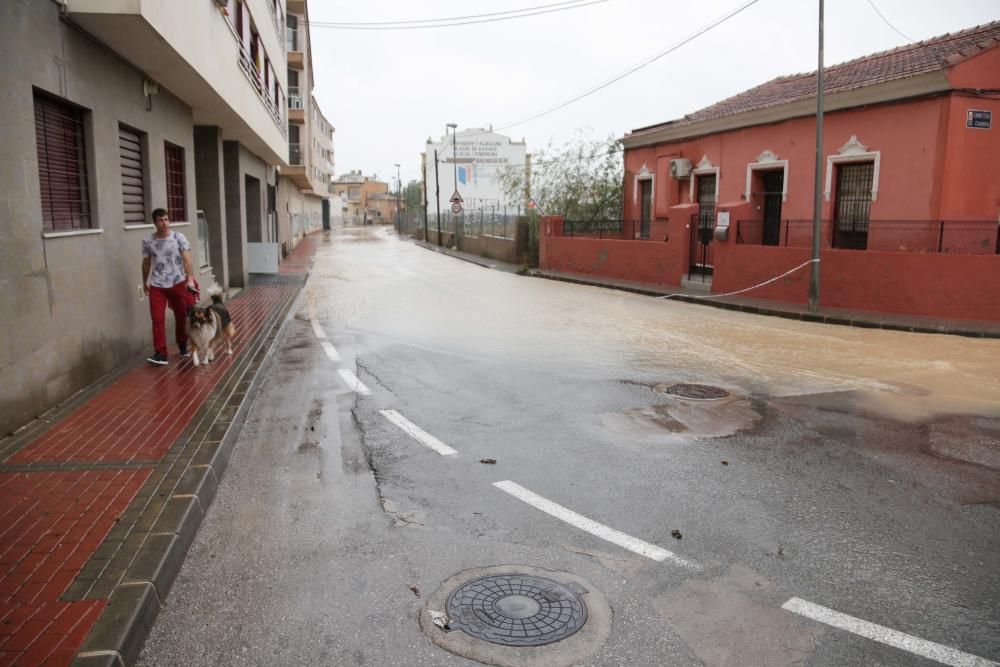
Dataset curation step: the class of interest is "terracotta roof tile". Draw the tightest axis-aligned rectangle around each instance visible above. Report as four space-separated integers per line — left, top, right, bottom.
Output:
630 21 1000 136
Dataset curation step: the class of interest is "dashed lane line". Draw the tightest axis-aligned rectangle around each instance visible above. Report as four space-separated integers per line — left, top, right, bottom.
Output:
310 317 327 339
782 598 998 667
321 341 341 362
338 369 370 396
493 480 699 568
379 409 458 456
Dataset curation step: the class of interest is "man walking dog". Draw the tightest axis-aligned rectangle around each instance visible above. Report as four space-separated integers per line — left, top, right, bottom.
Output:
142 208 197 365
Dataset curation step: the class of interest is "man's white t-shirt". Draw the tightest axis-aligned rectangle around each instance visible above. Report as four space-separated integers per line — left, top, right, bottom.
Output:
142 231 191 288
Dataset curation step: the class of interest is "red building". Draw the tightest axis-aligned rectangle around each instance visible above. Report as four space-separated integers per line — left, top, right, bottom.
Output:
541 22 1000 321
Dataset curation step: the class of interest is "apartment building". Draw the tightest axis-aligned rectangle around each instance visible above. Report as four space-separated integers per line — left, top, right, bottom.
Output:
0 0 293 434
366 193 403 225
278 0 334 252
332 171 389 224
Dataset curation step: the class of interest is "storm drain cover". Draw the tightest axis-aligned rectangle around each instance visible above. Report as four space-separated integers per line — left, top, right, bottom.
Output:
446 574 588 647
659 383 730 400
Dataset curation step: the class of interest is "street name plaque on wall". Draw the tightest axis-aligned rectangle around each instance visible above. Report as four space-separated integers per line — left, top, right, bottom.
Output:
966 109 991 129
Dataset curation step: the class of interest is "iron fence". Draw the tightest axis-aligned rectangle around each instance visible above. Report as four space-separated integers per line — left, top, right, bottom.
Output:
735 219 828 248
563 219 658 240
423 211 521 240
736 219 999 255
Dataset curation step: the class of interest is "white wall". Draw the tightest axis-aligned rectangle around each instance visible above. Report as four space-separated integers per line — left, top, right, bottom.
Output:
424 129 527 213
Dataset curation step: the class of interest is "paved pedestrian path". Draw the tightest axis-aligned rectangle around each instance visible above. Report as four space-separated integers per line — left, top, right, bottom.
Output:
0 235 318 667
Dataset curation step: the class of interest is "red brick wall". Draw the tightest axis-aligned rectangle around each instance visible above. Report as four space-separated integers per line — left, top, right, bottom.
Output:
713 244 1000 321
540 219 685 286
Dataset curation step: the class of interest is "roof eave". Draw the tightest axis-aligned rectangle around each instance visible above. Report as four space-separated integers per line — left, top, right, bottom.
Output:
622 70 951 149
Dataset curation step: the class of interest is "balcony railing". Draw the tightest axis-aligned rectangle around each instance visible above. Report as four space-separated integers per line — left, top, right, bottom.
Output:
735 219 1000 255
289 143 303 165
288 87 303 109
236 40 287 139
266 0 283 43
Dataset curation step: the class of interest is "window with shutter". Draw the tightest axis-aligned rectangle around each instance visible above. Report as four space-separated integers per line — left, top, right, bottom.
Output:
164 142 187 222
33 91 92 231
119 125 146 225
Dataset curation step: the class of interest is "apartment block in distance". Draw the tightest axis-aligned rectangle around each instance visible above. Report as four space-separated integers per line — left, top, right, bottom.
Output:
279 0 335 252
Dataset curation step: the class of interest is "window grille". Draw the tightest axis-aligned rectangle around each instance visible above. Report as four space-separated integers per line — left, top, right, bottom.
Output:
164 142 186 221
834 162 874 250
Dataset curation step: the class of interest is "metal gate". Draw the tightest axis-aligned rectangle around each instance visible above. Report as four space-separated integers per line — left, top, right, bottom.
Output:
689 175 716 277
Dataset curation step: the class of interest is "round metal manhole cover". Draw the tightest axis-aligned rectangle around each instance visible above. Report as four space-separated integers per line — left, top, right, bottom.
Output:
657 383 730 400
446 574 588 647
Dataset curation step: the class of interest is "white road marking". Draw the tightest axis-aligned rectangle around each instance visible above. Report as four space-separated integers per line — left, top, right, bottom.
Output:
320 341 341 362
310 318 327 339
379 409 457 456
782 598 998 667
492 481 698 568
337 369 370 395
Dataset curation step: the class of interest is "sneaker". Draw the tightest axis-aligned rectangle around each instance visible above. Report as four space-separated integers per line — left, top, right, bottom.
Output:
147 352 168 366
179 344 190 358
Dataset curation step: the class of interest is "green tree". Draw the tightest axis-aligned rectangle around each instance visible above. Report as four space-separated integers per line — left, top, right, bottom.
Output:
404 180 423 210
498 134 623 221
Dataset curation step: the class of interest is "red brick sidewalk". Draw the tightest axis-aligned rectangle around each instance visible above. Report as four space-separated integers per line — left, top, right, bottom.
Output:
0 236 318 666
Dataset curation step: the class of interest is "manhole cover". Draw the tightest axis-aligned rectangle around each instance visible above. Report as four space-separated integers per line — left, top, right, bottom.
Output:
658 383 730 400
446 574 588 647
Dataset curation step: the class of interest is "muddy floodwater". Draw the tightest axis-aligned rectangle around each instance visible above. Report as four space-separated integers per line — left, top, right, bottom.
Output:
307 228 1000 424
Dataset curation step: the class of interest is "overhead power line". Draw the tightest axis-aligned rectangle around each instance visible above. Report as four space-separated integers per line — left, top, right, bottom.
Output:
495 0 764 131
305 0 594 26
865 0 914 42
305 0 609 30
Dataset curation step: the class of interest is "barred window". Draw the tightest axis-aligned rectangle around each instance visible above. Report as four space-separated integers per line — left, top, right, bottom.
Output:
34 91 91 231
164 142 186 221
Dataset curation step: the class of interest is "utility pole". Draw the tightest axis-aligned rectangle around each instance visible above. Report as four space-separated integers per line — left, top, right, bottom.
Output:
434 149 442 246
448 123 459 196
446 123 459 240
808 0 825 313
422 152 429 243
394 163 401 234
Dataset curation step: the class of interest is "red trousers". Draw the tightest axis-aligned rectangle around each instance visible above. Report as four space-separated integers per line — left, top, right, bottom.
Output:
149 281 195 356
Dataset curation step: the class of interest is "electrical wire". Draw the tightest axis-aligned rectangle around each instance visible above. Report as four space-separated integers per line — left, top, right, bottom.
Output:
304 0 594 26
304 0 609 31
865 0 914 42
495 0 764 131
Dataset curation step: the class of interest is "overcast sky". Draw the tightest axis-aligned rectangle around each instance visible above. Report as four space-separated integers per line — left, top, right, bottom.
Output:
308 0 998 186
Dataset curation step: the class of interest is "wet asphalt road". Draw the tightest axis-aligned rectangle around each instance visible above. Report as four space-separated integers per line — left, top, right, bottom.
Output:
139 226 1000 666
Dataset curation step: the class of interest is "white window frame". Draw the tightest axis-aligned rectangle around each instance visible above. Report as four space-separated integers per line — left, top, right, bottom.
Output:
824 135 880 202
744 150 789 202
689 155 720 203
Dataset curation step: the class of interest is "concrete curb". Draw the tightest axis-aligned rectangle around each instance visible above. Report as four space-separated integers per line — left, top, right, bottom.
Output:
70 279 308 667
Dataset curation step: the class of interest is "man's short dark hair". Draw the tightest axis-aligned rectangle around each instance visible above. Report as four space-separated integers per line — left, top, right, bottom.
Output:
151 208 168 222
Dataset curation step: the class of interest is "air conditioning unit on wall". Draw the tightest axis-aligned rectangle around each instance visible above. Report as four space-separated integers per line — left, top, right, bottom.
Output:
670 158 692 179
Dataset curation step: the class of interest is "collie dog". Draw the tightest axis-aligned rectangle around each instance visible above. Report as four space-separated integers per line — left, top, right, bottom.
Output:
186 284 235 367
